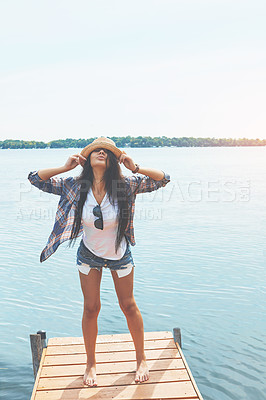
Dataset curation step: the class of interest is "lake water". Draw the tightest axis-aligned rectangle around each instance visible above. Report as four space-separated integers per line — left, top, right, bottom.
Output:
0 147 266 400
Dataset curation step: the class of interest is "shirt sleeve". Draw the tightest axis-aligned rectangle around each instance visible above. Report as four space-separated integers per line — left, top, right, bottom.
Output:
126 172 170 195
28 170 75 196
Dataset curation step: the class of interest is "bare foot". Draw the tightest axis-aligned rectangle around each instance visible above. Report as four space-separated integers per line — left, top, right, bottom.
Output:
83 362 97 387
135 358 150 383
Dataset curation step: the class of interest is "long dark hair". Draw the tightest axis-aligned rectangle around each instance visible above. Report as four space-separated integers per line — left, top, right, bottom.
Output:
68 149 129 252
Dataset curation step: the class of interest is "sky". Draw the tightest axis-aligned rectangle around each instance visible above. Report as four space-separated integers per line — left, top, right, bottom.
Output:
0 0 265 142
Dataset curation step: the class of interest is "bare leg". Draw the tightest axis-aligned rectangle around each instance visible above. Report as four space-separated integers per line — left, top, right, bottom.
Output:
79 268 102 387
111 268 150 383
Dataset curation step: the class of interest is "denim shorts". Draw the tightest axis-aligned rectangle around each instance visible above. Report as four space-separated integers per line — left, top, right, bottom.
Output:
76 239 135 274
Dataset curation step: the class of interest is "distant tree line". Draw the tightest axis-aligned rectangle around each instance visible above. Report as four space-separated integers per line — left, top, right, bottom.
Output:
1 136 266 149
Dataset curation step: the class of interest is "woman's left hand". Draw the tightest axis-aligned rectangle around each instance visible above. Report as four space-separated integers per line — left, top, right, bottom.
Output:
118 152 136 171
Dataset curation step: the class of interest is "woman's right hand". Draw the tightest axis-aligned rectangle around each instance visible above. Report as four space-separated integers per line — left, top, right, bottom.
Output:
64 154 87 171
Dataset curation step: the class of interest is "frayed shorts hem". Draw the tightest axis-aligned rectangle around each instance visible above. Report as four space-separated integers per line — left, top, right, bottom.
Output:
77 262 134 278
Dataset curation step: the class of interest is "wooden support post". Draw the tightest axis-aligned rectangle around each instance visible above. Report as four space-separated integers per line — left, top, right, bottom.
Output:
37 330 47 349
30 330 47 379
173 327 182 348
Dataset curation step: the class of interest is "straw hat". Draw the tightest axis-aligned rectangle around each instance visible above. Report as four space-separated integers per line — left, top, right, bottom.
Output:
80 137 122 159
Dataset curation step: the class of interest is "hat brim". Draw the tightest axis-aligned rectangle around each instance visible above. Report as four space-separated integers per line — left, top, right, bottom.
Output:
80 142 122 159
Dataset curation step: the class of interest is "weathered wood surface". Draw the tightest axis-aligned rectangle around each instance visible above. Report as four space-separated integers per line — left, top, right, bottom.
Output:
31 330 203 400
30 334 43 379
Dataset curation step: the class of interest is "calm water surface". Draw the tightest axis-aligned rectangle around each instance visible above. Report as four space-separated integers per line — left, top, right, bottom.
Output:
0 147 266 400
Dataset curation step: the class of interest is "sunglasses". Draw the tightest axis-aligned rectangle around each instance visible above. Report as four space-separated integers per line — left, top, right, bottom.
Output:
93 205 103 230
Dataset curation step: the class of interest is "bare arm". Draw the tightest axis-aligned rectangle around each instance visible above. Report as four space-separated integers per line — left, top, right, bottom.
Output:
135 167 164 180
119 153 164 181
38 166 69 180
38 154 87 180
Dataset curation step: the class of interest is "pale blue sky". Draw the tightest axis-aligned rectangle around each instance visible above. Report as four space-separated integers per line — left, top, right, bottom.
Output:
0 0 265 141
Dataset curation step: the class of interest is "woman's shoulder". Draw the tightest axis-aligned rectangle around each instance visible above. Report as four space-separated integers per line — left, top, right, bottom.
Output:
122 176 135 195
123 175 137 187
123 175 138 183
61 175 82 194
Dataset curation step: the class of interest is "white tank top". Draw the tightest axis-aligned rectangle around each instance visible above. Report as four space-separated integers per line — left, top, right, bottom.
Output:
81 188 127 260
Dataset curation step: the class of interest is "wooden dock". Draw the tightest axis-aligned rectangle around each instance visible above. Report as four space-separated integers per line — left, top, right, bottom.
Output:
31 330 203 400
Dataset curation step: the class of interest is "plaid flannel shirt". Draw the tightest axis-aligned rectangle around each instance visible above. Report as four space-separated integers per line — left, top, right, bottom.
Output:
28 170 170 262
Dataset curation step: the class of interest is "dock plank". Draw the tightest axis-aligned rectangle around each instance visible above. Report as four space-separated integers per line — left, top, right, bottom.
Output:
34 381 198 400
47 331 173 346
44 348 181 365
40 358 186 377
38 369 190 390
45 338 176 355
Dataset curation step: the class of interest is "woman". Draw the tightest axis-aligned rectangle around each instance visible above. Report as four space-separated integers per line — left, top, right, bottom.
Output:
28 137 170 387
